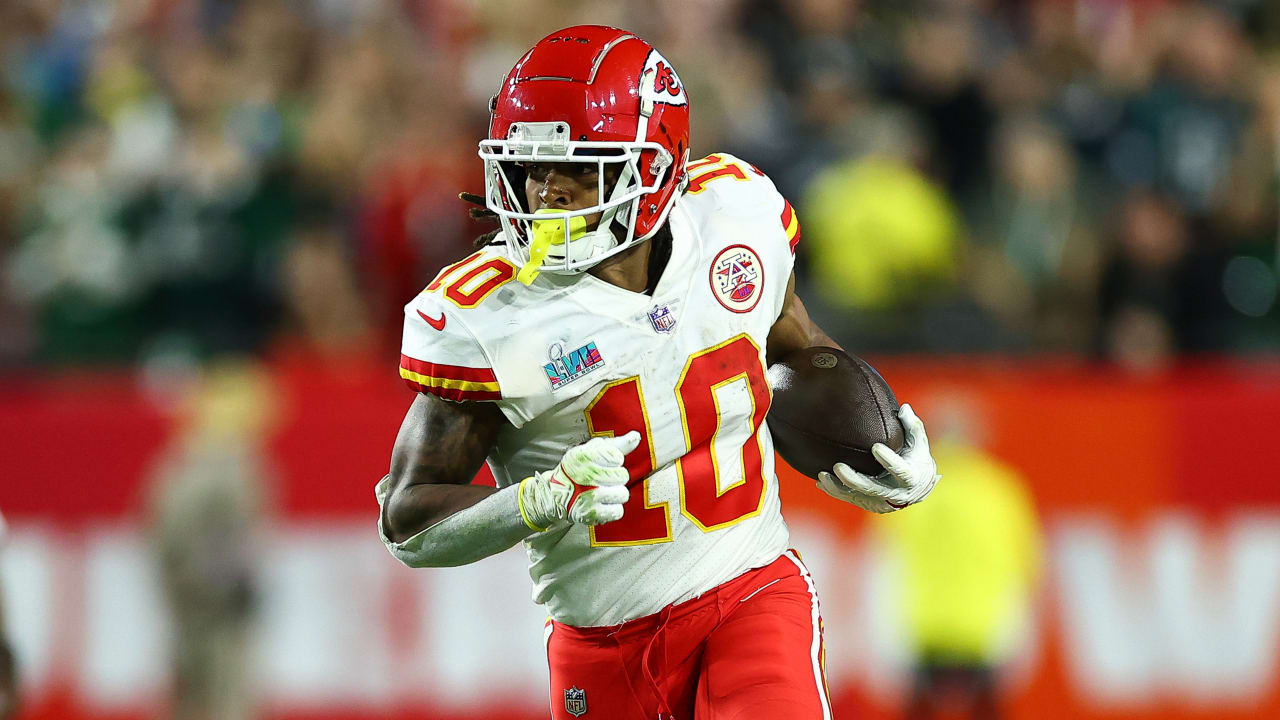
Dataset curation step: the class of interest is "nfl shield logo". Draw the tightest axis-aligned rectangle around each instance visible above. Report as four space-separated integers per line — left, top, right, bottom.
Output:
648 304 677 334
564 686 588 717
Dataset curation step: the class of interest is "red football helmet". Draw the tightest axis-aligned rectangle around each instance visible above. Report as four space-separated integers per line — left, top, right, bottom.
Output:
479 26 691 277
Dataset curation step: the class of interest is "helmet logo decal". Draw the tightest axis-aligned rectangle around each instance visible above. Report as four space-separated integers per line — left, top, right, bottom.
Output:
709 245 764 314
641 50 687 106
654 62 680 97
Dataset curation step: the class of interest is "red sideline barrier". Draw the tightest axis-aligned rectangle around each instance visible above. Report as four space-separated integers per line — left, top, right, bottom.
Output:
1 356 1278 720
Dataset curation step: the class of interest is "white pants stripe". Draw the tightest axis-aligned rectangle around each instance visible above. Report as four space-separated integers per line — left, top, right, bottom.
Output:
544 619 555 717
784 549 833 720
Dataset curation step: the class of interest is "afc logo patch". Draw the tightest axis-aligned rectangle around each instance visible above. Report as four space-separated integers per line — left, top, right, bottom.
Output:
710 245 764 313
564 686 588 717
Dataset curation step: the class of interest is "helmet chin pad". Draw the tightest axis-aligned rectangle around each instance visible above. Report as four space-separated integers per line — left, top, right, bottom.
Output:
543 227 618 274
519 209 607 284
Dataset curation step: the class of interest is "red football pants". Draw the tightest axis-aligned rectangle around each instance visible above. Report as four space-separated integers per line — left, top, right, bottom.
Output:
544 550 832 720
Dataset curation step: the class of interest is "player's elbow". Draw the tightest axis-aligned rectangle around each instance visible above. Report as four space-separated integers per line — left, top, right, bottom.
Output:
381 477 446 545
384 535 475 570
393 552 449 570
381 496 417 545
387 546 441 569
380 490 473 568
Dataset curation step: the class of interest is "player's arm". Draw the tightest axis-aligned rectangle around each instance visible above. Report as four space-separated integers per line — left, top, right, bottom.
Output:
378 393 640 568
766 271 840 364
381 392 509 544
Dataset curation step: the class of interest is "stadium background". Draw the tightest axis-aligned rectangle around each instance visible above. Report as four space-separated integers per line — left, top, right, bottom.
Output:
1 0 1279 719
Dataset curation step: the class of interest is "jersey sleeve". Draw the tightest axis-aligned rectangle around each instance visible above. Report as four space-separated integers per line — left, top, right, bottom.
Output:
686 152 793 324
688 151 800 252
399 292 502 403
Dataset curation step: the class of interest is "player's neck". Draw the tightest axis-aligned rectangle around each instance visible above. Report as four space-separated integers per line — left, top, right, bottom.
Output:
588 239 653 294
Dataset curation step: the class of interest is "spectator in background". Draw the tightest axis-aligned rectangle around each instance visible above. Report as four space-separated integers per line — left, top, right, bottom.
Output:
875 395 1044 720
644 0 785 162
148 361 273 720
1098 191 1183 371
0 511 16 720
1098 190 1232 369
971 115 1101 350
1 0 1278 364
739 0 890 193
1116 4 1251 216
890 5 998 208
278 219 372 357
0 85 40 363
801 112 963 350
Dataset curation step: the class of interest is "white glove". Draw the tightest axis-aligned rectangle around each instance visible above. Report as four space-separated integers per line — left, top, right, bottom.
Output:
517 432 641 531
816 404 940 514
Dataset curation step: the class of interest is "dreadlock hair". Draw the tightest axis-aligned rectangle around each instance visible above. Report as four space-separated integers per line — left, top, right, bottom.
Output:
643 221 672 295
459 192 504 249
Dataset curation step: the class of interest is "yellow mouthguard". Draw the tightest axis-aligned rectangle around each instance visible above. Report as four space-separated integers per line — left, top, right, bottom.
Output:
518 209 588 285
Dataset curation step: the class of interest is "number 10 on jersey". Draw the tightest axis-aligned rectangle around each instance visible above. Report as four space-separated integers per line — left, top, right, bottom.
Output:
584 334 772 546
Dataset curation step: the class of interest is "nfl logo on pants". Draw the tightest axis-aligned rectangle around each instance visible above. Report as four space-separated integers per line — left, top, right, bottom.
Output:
564 686 587 717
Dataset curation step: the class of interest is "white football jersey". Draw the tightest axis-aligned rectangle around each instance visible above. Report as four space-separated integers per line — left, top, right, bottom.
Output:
399 154 803 627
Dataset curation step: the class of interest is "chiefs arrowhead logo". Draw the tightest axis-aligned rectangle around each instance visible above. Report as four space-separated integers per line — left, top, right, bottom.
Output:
417 309 446 331
641 50 687 107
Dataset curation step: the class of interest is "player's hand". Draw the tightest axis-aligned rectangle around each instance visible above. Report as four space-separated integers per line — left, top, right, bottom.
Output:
517 432 641 531
816 404 940 513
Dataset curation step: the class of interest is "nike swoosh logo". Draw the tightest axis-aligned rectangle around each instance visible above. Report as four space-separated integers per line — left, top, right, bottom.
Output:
417 309 446 331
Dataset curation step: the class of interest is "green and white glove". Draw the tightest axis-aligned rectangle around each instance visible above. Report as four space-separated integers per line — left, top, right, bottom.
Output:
518 431 641 531
817 404 941 514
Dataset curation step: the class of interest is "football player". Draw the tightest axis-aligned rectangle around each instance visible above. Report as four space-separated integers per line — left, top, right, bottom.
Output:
377 26 939 719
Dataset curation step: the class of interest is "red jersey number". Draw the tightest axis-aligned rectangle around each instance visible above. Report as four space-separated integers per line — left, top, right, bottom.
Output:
582 334 771 546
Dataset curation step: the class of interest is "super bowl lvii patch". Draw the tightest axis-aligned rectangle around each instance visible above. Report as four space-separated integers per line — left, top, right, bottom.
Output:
544 340 605 391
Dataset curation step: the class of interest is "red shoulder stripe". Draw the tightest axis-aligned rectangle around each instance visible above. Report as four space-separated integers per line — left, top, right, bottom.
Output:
399 354 497 383
406 382 503 402
404 381 499 404
780 199 801 254
398 354 502 401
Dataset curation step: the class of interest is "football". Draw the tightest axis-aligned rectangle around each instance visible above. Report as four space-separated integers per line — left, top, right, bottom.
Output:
767 347 905 479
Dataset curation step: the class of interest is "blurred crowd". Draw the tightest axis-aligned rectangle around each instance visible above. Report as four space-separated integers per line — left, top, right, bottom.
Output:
0 0 1277 371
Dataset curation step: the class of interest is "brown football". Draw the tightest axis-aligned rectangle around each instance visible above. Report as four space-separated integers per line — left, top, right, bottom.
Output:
767 347 905 479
